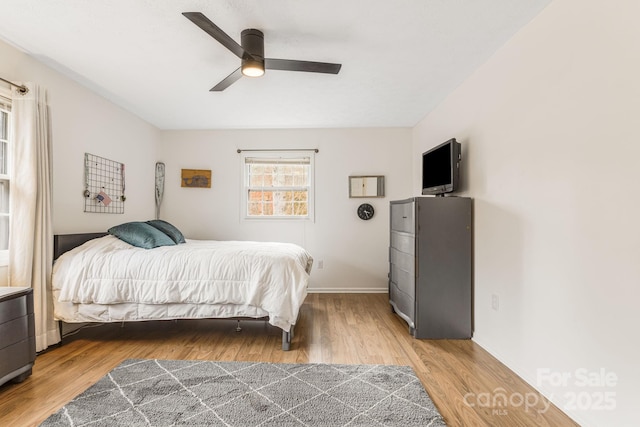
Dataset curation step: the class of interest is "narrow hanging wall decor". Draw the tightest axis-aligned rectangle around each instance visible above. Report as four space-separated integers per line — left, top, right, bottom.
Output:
84 153 126 213
155 162 165 219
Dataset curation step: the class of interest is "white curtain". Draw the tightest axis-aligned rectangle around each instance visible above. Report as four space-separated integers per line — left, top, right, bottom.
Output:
9 83 59 351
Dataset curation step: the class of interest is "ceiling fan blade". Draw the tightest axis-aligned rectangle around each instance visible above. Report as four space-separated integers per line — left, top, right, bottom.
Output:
265 58 341 74
210 67 243 91
183 12 248 60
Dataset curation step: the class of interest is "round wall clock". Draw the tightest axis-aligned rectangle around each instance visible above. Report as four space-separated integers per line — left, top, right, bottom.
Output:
357 203 375 220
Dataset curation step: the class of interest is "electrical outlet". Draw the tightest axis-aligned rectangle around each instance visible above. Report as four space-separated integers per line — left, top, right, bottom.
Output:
492 294 499 311
317 260 324 269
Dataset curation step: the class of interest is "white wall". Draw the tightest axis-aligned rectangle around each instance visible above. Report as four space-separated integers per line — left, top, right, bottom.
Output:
0 39 159 235
158 128 412 292
0 39 159 285
412 0 639 425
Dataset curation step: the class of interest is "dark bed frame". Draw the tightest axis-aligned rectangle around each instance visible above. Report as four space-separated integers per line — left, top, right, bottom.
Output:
53 233 294 350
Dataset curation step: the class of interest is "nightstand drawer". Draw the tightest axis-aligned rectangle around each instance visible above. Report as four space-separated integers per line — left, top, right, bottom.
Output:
0 295 30 324
0 315 33 350
0 287 36 387
0 339 35 378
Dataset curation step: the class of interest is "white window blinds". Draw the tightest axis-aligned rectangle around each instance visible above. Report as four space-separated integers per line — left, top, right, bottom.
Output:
242 152 314 220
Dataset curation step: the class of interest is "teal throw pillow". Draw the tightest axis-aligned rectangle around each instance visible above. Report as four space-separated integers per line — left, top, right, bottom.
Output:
146 220 186 244
108 222 176 249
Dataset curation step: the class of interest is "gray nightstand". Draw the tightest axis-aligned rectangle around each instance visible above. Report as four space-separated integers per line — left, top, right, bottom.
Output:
0 287 36 387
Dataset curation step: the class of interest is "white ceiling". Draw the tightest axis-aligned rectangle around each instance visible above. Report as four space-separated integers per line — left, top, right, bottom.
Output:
1 0 550 130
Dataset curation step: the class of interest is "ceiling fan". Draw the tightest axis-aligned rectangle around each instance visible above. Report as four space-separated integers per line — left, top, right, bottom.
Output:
183 12 342 91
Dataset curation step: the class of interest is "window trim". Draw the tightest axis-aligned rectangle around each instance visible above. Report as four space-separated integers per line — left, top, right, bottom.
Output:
0 88 12 266
240 150 315 221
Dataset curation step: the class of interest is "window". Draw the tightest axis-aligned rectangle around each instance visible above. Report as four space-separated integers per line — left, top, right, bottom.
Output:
242 151 314 220
0 91 11 264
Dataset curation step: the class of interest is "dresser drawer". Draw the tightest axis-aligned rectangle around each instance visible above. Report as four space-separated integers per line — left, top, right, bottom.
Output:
390 264 414 298
390 231 414 255
389 247 415 275
390 201 414 233
390 282 415 325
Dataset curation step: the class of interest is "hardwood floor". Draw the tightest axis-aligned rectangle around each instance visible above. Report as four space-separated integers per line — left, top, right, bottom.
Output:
0 294 578 426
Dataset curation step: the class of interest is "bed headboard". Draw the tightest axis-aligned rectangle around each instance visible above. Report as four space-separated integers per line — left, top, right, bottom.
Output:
53 233 107 261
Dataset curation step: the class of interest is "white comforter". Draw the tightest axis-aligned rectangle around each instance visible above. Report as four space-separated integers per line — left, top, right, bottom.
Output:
52 235 312 331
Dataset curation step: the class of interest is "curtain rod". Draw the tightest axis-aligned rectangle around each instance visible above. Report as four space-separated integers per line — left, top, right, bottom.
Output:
0 77 28 94
237 148 318 153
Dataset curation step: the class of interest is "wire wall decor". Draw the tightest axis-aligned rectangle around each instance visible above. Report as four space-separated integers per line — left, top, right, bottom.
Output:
83 153 126 214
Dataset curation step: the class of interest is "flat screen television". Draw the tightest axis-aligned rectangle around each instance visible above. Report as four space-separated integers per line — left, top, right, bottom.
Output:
421 138 461 196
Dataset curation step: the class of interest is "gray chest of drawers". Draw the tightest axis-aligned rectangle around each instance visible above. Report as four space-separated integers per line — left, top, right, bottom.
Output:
0 287 36 387
389 197 472 339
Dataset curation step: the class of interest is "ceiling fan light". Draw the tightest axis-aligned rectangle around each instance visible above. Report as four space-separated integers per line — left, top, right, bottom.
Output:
242 60 264 77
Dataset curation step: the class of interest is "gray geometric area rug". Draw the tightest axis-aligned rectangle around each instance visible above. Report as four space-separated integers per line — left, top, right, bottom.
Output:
41 359 446 426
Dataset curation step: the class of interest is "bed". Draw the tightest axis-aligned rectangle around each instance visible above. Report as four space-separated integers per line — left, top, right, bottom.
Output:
52 224 313 351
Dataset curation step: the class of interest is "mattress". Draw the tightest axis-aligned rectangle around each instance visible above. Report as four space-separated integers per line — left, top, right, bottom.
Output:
52 235 313 332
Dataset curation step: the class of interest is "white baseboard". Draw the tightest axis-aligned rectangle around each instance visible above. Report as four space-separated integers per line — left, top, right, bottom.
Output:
308 287 388 294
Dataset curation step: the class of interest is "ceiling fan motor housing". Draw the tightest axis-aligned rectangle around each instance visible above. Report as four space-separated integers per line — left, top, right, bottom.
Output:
241 29 265 76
